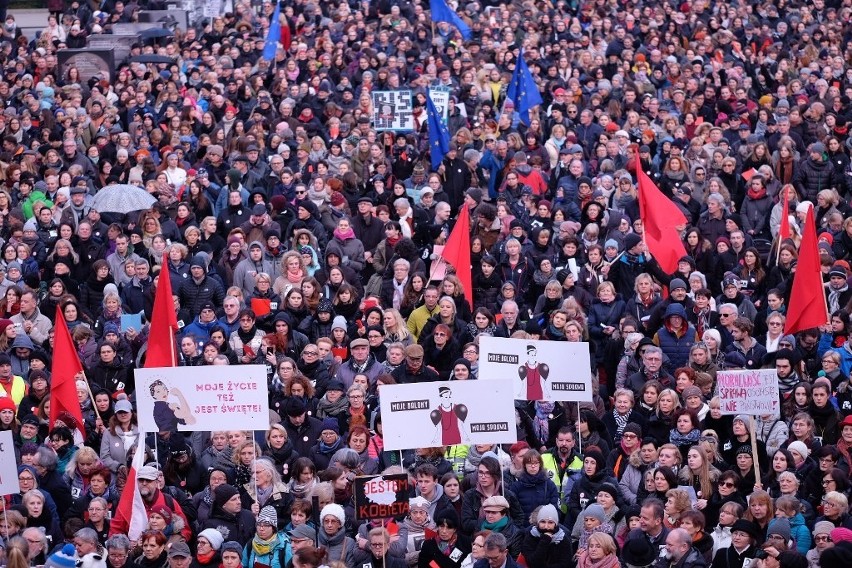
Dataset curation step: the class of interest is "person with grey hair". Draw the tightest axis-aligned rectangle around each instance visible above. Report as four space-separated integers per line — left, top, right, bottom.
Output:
243 457 291 528
74 527 103 556
34 446 73 513
625 346 673 397
380 258 410 310
22 527 48 564
662 527 705 566
105 534 131 568
697 193 727 244
481 532 518 568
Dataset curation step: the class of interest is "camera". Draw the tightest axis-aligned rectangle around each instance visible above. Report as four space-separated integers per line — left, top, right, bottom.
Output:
754 550 769 560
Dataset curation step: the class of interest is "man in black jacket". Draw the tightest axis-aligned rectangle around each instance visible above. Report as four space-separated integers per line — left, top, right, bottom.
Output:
282 398 324 457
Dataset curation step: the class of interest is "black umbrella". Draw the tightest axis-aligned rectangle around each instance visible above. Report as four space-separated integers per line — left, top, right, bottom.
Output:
129 54 176 64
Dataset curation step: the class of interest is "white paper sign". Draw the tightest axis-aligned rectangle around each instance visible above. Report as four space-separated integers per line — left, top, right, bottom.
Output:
428 87 450 126
135 365 270 432
478 336 593 401
0 431 17 495
717 369 780 416
372 91 415 131
379 380 516 451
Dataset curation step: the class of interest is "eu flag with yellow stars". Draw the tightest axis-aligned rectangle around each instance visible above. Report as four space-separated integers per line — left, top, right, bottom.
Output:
426 92 451 171
507 50 543 125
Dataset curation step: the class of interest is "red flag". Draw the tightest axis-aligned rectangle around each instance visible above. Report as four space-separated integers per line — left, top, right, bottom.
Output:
786 205 829 335
637 161 687 273
779 193 791 242
50 305 86 440
145 253 178 368
109 438 147 539
440 205 472 309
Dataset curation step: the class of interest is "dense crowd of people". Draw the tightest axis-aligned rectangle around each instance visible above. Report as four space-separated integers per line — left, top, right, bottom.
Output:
0 0 850 566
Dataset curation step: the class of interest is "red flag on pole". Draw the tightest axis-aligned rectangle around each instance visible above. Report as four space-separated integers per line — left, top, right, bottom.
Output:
50 305 86 439
785 205 829 335
440 204 473 309
145 253 178 368
636 159 688 274
779 193 791 243
109 438 148 539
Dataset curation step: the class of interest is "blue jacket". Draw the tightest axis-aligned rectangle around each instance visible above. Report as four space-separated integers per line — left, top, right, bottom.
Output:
509 472 559 526
789 512 811 554
480 149 506 199
182 317 219 344
242 533 291 568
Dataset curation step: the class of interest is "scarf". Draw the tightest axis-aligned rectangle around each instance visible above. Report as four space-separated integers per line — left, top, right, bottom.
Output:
437 533 458 554
334 227 356 241
533 402 554 446
316 394 350 418
235 463 253 486
196 551 216 564
252 534 277 557
613 409 629 438
577 551 621 568
693 305 711 337
392 278 406 310
287 266 303 283
256 483 274 506
670 428 701 447
481 515 510 531
746 186 767 200
530 526 566 544
829 283 849 314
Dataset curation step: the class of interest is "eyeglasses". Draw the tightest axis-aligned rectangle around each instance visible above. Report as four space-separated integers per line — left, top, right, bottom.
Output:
434 332 447 337
718 481 735 488
370 543 386 549
816 535 833 542
303 351 318 356
719 313 734 318
823 479 836 485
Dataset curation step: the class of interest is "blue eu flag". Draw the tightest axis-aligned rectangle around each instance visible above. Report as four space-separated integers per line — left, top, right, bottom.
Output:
262 2 281 61
426 93 451 171
429 0 472 40
507 50 543 125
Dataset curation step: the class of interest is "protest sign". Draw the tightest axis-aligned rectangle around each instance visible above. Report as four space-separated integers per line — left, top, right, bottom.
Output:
379 380 516 451
372 91 415 131
0 431 17 495
478 337 593 401
135 365 269 432
428 87 450 125
353 474 410 520
717 369 780 416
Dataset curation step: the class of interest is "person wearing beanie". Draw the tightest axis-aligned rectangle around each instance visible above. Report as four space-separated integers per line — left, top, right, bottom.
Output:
219 541 244 568
418 507 470 568
576 503 613 551
566 443 619 526
519 501 571 567
194 528 224 568
179 249 225 319
244 506 291 568
401 496 438 565
318 503 355 566
809 520 835 568
199 483 256 545
44 543 77 568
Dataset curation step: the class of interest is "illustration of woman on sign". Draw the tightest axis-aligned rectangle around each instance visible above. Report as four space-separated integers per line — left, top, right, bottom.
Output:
518 344 550 400
430 386 469 445
149 379 196 431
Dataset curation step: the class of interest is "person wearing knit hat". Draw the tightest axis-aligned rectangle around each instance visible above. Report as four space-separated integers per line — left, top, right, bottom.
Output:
321 417 340 435
767 517 791 542
198 528 225 550
808 519 836 566
624 232 642 251
582 503 606 525
257 506 278 527
819 542 852 564
213 483 240 509
596 482 620 505
44 543 77 568
682 386 703 402
321 503 346 526
220 542 243 562
787 441 810 461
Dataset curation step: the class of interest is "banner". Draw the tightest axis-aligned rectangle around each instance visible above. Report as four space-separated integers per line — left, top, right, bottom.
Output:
135 365 269 432
0 431 17 495
372 91 415 131
429 87 450 126
353 474 410 520
478 337 593 401
717 369 780 416
379 380 516 451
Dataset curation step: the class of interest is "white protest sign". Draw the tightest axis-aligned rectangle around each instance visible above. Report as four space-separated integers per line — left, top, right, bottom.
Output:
429 87 450 125
717 369 780 416
372 91 415 131
135 365 269 432
0 431 17 495
379 380 516 451
478 336 593 401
